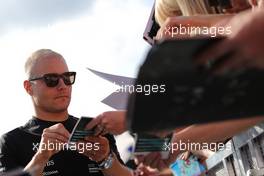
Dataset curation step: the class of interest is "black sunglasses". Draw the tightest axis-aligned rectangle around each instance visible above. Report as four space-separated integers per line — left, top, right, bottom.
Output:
29 72 76 87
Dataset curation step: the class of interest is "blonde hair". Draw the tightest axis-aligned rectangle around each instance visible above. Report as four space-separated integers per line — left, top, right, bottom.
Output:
177 0 211 16
155 0 182 27
155 0 212 25
25 49 65 78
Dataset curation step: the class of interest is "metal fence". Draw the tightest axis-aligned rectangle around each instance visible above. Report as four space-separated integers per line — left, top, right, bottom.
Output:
206 123 264 176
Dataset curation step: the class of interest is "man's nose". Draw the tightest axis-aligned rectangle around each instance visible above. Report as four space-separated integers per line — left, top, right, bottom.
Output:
56 78 67 90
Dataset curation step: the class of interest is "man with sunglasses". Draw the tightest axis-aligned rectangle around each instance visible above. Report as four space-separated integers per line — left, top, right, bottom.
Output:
0 49 133 176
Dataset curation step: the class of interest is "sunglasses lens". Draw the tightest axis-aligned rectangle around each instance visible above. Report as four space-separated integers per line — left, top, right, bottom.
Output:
62 72 76 85
37 72 76 87
44 74 60 87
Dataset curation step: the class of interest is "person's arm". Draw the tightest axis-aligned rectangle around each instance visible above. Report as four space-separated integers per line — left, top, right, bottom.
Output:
86 111 127 135
169 116 264 157
137 116 264 170
100 134 133 176
101 153 133 176
24 123 70 176
23 153 49 176
78 135 133 176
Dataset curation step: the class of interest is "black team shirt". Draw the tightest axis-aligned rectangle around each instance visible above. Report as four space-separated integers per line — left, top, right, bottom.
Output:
0 115 124 176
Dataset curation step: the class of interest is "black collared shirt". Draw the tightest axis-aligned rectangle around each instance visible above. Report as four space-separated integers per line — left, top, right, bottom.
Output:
0 115 124 176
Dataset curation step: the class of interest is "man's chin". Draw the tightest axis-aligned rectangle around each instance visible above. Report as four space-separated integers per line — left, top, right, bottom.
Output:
50 103 70 113
55 97 70 103
49 107 68 113
54 98 70 106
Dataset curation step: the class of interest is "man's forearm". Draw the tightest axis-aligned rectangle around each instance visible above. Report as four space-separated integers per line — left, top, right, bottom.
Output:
24 152 49 176
101 153 133 176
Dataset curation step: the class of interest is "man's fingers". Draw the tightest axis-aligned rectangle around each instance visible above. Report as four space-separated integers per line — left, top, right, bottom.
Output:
42 131 69 143
76 140 96 160
83 136 109 150
77 136 110 162
41 138 65 145
46 123 70 139
38 138 66 153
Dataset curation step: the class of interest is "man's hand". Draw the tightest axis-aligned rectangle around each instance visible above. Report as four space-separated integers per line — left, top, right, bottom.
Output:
85 111 126 135
24 123 70 176
37 123 70 160
77 136 110 162
77 136 133 176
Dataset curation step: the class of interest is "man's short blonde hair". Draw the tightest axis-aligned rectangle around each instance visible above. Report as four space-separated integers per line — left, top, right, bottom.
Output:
24 49 65 78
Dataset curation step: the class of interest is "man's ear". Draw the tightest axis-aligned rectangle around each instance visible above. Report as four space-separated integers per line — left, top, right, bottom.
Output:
24 80 33 96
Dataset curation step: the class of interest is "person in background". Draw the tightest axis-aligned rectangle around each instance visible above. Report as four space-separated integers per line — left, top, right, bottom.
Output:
154 0 251 40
